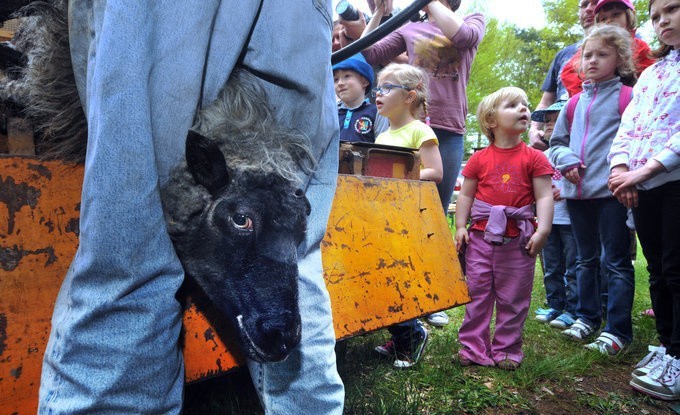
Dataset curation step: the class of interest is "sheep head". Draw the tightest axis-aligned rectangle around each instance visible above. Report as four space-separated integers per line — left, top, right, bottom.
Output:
165 130 310 362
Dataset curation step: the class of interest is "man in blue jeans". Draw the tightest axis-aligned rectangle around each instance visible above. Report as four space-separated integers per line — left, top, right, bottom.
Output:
38 1 344 413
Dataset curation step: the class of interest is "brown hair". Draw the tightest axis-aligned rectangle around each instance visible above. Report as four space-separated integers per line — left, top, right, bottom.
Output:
648 0 674 58
595 2 637 31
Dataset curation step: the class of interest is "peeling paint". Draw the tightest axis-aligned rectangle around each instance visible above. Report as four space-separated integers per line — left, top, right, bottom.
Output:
10 366 22 379
0 244 57 271
27 162 52 180
0 175 41 234
65 217 79 236
0 313 7 356
204 328 219 351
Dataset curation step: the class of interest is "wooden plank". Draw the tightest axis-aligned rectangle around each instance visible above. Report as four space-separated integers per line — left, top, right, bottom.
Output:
0 28 13 42
7 118 35 156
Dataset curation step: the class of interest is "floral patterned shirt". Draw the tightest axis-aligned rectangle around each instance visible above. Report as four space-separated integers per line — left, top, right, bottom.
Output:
608 49 680 190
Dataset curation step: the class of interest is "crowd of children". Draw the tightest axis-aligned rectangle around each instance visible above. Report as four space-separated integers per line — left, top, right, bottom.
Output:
331 0 679 401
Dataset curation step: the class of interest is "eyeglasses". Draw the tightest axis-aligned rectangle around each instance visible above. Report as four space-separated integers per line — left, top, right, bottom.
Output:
371 84 411 97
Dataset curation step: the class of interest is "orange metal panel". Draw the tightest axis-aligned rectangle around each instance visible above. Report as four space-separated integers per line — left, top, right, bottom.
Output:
0 157 83 415
0 159 469 412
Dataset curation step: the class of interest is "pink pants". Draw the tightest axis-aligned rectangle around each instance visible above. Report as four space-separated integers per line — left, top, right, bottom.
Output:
458 230 536 365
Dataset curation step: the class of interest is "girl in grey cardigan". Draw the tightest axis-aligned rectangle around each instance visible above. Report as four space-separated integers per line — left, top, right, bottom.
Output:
549 24 636 356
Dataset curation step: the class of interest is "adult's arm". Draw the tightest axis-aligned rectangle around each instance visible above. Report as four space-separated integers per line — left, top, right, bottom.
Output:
424 0 464 39
528 91 556 150
548 108 581 176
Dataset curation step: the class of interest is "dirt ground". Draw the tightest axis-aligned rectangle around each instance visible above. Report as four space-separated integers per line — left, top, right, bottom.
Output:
479 362 679 415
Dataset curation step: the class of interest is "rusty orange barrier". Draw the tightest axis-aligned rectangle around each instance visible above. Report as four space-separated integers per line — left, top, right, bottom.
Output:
0 157 468 414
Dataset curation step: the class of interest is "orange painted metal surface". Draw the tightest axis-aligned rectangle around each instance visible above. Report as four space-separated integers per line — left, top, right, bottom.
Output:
0 157 469 413
0 157 82 415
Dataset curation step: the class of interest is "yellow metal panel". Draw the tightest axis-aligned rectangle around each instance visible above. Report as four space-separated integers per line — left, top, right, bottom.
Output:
322 175 469 339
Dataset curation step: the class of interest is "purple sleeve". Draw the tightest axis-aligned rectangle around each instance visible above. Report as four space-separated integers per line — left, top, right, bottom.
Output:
450 13 485 48
362 29 407 66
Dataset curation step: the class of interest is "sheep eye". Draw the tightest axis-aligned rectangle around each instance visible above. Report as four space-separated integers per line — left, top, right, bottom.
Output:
231 213 253 231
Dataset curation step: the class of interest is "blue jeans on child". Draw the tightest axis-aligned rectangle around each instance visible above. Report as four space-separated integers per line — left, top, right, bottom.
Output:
39 1 344 413
542 224 578 314
567 198 635 343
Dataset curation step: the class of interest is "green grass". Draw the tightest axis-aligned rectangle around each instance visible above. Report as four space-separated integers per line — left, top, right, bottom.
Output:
185 240 674 414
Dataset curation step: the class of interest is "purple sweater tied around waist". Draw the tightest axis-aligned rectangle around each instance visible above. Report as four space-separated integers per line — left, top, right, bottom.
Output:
471 199 535 248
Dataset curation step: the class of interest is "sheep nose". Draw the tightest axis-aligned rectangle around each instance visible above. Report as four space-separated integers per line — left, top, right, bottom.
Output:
257 311 301 360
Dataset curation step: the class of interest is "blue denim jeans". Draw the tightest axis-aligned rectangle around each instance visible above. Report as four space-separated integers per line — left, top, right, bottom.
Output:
567 198 635 343
432 128 464 213
39 1 344 413
541 224 578 314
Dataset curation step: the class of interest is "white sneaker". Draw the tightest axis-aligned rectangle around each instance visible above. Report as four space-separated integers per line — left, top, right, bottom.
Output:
426 311 449 327
630 354 680 401
632 345 666 378
561 318 595 342
584 332 626 356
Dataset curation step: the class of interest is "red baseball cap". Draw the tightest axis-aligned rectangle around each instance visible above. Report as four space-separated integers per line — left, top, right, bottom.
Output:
595 0 635 14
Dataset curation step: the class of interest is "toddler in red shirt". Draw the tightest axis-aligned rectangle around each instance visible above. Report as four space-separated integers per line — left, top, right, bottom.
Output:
454 87 554 370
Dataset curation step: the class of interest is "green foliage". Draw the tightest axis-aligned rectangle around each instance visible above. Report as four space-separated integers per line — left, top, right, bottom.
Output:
460 0 583 148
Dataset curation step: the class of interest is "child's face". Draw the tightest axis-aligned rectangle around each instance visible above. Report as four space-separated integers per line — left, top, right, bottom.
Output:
581 38 619 83
651 0 680 49
543 112 559 140
596 4 631 29
374 75 412 118
333 69 369 106
491 97 531 137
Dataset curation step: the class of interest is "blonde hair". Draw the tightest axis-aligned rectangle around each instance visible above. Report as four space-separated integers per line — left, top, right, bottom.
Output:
595 2 637 31
580 24 637 85
476 87 529 142
377 63 430 122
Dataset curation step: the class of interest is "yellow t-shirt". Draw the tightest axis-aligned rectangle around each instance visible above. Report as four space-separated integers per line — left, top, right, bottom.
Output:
375 120 438 149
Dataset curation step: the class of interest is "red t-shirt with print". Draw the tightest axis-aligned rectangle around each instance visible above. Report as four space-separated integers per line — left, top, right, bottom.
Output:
463 142 553 237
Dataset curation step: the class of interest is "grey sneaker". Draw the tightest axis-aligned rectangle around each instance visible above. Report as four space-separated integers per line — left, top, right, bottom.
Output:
561 318 595 342
632 345 666 378
630 354 680 401
549 312 576 329
426 311 449 327
535 308 560 323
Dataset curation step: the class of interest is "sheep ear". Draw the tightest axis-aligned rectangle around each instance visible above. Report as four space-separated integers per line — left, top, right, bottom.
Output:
185 130 230 195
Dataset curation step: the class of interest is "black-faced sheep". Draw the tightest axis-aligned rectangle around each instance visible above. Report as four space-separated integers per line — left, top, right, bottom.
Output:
1 0 315 362
161 70 315 362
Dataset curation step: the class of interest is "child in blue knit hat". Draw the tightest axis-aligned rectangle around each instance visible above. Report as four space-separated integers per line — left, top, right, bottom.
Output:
531 101 578 331
333 52 388 143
